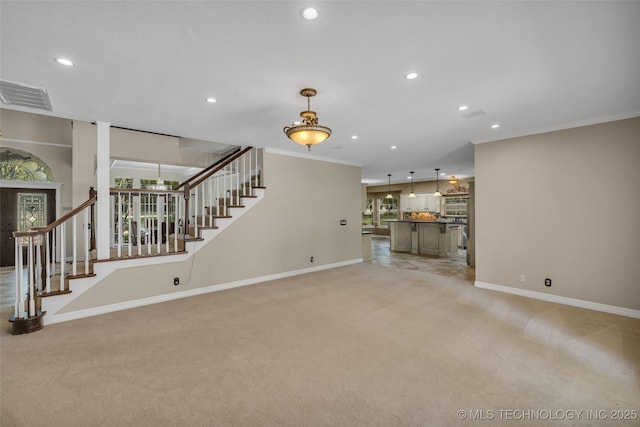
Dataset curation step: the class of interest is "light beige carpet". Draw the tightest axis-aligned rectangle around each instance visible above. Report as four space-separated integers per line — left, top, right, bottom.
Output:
1 263 639 426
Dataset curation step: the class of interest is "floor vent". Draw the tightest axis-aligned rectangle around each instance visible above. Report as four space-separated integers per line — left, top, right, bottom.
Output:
0 80 52 111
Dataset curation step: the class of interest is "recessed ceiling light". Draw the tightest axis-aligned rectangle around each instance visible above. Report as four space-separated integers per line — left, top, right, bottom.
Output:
351 135 358 140
390 145 397 150
301 7 319 20
458 105 468 111
294 121 301 125
439 172 446 176
405 72 418 80
205 97 217 103
55 58 74 67
491 123 500 129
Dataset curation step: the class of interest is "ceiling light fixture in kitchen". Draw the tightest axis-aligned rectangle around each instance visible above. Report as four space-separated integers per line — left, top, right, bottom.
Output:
385 174 393 199
283 88 331 151
409 171 416 198
434 168 442 197
448 175 458 185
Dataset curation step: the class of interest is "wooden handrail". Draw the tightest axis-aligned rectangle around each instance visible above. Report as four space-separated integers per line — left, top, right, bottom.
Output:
13 194 98 238
175 147 242 190
11 147 256 240
109 188 184 195
190 146 253 190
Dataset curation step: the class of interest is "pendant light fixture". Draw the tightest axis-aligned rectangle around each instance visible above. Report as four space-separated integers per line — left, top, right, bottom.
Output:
150 164 168 190
448 175 459 185
433 168 442 197
283 88 332 151
409 171 417 198
385 174 393 199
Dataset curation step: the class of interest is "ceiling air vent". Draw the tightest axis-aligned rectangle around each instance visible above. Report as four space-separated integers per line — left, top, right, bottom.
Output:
462 109 486 119
0 80 52 111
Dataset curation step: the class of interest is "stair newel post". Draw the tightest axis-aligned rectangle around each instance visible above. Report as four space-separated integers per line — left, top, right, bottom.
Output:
183 183 191 239
89 187 96 251
28 236 36 316
45 232 51 293
14 236 23 318
84 209 90 274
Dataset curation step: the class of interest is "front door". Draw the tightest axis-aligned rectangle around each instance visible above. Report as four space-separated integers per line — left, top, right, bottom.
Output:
0 188 56 267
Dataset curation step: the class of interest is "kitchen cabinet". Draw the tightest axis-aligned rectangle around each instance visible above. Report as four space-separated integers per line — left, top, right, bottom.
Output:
389 220 461 257
442 194 468 217
401 194 440 213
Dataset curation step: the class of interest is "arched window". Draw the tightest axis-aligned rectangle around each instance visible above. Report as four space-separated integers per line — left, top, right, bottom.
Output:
0 147 55 181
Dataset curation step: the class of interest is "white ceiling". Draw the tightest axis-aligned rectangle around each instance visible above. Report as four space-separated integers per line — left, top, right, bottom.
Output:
1 1 639 185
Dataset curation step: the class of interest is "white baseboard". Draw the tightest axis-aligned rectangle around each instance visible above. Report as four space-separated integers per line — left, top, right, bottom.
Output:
475 281 640 319
47 258 363 325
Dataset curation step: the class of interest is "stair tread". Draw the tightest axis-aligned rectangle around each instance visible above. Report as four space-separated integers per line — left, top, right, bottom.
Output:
95 251 188 263
40 289 73 298
66 273 96 280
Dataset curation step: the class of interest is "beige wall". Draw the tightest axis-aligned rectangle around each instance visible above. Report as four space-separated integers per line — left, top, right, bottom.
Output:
59 151 363 312
475 117 640 310
0 109 73 210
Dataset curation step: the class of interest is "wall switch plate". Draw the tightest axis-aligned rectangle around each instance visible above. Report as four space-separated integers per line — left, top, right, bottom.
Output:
520 274 526 282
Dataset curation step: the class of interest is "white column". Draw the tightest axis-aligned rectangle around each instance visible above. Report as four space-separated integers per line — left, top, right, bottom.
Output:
96 121 111 260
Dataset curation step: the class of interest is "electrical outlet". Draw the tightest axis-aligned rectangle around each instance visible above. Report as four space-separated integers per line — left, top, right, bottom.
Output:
545 278 552 287
173 277 180 286
310 256 314 263
520 274 526 282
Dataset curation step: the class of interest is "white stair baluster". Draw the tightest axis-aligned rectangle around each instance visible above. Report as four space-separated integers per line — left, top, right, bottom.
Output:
84 209 90 274
136 193 141 256
35 236 42 292
156 193 161 254
173 194 178 252
14 238 22 318
127 193 132 257
72 215 78 275
164 195 169 254
208 178 213 227
116 192 122 258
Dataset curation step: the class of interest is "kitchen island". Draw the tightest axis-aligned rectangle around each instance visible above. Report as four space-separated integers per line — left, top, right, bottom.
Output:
387 220 461 257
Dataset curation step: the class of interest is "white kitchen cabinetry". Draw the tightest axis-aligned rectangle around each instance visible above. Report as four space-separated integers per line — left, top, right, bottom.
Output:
442 194 468 217
401 194 440 213
426 194 441 213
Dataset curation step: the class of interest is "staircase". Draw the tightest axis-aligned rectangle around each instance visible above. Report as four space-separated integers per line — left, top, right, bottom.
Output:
8 147 265 334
